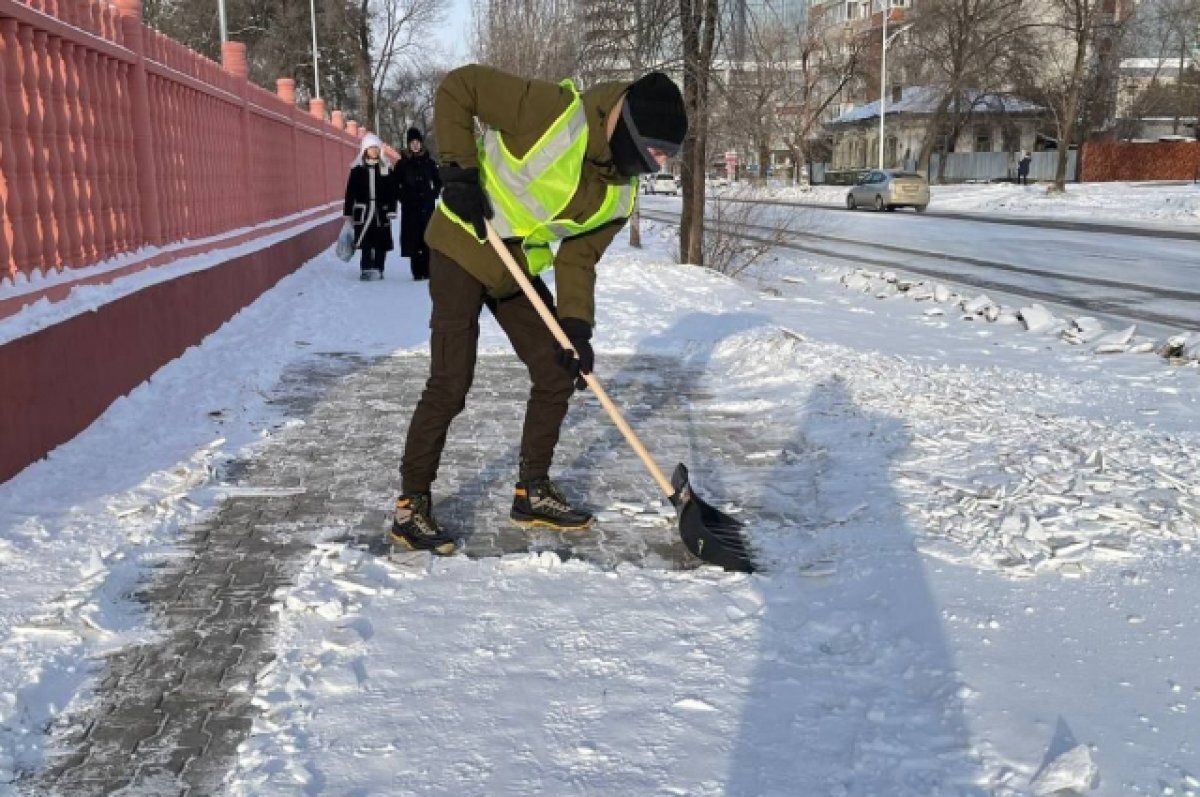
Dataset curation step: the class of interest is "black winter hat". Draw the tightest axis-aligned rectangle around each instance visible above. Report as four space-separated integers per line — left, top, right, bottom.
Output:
406 127 423 144
624 72 687 154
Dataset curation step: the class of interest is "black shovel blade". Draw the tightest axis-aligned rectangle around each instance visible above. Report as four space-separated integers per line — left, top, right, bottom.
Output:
669 464 757 573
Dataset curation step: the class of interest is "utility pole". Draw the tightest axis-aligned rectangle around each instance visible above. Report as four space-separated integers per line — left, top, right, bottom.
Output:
218 0 228 44
879 0 888 169
310 0 322 99
878 6 913 170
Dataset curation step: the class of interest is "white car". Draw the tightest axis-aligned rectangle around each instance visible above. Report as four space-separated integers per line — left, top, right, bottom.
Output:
642 173 680 195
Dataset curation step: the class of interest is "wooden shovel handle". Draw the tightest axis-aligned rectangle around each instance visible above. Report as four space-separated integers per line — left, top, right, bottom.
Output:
484 223 675 498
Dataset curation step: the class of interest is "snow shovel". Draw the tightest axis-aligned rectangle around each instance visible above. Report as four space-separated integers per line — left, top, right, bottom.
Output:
485 223 757 573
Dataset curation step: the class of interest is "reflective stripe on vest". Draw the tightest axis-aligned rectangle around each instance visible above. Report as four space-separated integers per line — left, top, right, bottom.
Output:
440 80 637 276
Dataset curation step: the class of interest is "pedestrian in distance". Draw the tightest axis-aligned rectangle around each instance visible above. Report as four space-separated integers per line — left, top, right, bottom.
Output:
395 127 442 281
343 133 399 281
390 65 689 555
1017 151 1032 186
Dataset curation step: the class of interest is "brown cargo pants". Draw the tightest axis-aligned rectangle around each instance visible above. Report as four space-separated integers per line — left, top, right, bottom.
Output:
399 250 577 494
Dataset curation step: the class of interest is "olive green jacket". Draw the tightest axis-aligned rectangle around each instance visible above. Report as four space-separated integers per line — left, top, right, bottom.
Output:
427 64 632 326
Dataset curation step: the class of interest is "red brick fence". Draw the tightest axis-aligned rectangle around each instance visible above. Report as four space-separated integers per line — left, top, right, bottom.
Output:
0 0 366 291
1080 141 1200 182
0 0 383 484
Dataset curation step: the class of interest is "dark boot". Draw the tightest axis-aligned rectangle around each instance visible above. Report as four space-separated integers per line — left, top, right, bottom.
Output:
510 478 594 531
411 250 430 281
391 493 457 554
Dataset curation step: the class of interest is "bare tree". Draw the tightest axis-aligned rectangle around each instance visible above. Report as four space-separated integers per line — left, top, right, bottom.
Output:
575 0 681 248
715 11 792 185
1050 0 1102 189
341 0 445 130
679 0 720 266
905 0 1036 173
141 1 374 119
1078 15 1134 138
1020 0 1128 189
378 64 447 147
578 0 681 83
703 196 792 276
779 11 870 183
471 0 583 81
712 2 871 186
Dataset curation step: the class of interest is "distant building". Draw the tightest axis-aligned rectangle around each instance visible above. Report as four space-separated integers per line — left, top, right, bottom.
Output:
825 87 1047 170
1114 56 1199 140
804 0 913 124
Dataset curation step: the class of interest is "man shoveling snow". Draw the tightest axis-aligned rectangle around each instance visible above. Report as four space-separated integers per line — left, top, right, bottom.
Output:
391 65 688 554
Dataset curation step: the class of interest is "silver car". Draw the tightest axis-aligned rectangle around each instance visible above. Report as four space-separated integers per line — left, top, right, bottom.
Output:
846 169 930 212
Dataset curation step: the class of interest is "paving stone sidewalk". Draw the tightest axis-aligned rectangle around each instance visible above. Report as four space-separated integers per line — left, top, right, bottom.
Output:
33 351 809 795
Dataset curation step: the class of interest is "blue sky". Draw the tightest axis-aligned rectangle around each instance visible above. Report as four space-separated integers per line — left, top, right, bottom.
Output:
431 0 472 63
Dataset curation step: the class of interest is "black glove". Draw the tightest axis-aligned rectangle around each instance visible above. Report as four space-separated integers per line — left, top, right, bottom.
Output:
556 317 594 391
438 165 492 240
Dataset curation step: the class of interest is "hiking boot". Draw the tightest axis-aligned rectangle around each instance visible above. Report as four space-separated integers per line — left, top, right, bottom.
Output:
510 478 594 531
391 493 457 555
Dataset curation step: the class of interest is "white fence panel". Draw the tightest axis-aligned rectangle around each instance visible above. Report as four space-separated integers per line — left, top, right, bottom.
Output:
929 151 1077 182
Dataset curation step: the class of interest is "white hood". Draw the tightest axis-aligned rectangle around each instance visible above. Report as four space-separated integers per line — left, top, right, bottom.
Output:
351 133 391 172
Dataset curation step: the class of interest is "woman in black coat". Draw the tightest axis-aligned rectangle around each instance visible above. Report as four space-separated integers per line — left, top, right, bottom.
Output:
343 134 399 280
395 127 441 281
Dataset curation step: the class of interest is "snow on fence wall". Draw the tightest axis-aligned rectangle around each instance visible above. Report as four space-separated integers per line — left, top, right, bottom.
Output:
0 0 362 286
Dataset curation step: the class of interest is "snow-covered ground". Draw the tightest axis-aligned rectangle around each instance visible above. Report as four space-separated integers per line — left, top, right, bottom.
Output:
717 180 1200 229
2 218 1199 794
931 182 1200 227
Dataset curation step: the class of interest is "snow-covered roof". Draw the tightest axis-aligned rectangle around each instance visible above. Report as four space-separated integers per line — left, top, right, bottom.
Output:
828 86 1043 125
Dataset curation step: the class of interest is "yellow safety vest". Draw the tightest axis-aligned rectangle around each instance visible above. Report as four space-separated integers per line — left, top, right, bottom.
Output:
440 80 637 275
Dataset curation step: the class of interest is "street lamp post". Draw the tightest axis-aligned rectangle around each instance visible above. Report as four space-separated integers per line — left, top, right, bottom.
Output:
218 0 228 44
310 0 321 99
878 6 913 169
878 0 888 169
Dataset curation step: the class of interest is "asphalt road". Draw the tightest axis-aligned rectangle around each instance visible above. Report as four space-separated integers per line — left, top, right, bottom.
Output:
640 196 1200 336
713 194 1200 242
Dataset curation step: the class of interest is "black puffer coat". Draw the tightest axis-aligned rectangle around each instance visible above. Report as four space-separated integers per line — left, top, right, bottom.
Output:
395 150 441 256
344 160 398 251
